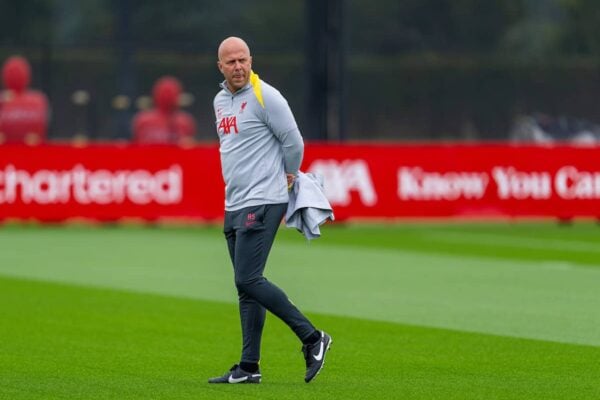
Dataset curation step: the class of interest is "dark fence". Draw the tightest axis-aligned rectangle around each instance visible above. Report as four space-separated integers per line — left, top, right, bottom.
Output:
2 0 600 142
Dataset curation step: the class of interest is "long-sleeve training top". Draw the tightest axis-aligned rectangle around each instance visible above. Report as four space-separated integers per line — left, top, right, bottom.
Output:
214 71 304 211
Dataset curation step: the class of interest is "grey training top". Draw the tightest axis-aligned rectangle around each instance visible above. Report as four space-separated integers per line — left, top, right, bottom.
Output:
214 71 304 211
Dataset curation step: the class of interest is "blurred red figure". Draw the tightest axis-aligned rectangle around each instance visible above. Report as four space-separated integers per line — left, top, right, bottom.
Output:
0 56 49 145
132 76 197 145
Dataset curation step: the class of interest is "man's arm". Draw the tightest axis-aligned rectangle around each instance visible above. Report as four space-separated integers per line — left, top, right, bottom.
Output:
280 128 304 175
263 89 304 175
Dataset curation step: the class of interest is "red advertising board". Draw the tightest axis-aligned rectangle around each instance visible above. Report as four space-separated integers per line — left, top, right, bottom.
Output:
1 143 600 222
0 144 224 222
302 143 600 220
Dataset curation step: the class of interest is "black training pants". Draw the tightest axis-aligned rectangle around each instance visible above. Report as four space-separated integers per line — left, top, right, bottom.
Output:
223 203 316 363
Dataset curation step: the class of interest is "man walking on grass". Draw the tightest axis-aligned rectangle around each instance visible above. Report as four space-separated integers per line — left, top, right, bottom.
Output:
207 36 332 384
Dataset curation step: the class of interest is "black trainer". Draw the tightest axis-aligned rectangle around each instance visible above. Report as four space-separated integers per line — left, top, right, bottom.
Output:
302 331 332 383
208 364 261 384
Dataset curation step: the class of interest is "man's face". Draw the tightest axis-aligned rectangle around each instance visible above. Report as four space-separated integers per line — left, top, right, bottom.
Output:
218 47 252 93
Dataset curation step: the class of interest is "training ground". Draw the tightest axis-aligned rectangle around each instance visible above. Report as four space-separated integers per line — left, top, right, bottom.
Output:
1 222 599 399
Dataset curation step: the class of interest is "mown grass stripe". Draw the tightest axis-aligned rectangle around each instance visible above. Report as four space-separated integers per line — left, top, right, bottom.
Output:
2 275 600 399
426 231 600 253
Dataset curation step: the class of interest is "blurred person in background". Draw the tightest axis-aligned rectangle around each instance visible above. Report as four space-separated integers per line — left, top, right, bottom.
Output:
207 36 331 385
131 76 197 145
0 56 49 145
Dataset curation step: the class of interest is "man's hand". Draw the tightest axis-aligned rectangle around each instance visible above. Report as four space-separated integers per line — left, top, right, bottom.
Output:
287 173 296 191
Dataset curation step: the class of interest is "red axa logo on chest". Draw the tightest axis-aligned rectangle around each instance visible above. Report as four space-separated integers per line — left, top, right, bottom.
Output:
218 116 239 134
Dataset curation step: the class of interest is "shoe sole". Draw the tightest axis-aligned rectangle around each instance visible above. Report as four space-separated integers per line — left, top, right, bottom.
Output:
208 373 262 384
208 377 261 384
305 336 332 383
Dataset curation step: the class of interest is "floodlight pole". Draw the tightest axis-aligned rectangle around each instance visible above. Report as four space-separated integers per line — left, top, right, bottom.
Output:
306 0 346 141
115 0 136 139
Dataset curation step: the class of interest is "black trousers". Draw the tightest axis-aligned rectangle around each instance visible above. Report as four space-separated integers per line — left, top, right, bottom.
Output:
224 203 316 363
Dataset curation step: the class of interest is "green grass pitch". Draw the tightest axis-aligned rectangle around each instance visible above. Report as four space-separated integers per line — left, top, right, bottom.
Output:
1 221 599 399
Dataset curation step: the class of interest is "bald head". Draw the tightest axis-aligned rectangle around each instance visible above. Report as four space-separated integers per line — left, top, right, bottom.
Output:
217 37 253 93
218 37 251 61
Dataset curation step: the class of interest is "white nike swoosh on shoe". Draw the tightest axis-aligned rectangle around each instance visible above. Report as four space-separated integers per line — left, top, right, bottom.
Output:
313 341 325 361
228 375 249 383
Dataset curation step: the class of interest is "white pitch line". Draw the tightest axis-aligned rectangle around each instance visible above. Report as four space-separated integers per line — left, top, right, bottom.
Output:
428 231 600 254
